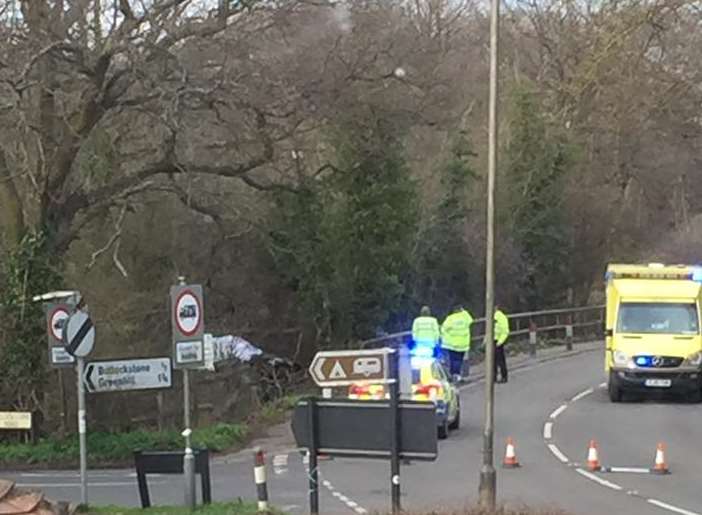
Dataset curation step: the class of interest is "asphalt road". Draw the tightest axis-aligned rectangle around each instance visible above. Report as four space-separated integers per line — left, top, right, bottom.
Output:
4 344 702 515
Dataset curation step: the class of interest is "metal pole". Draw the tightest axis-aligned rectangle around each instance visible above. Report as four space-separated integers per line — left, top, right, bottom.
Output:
389 351 401 514
77 357 88 506
478 0 500 505
183 369 196 510
307 398 319 515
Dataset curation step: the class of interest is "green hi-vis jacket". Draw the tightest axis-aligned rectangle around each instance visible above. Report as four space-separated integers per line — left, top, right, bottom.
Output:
441 310 474 352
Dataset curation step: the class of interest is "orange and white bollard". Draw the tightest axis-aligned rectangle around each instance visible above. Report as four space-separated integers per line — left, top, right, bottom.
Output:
587 440 601 471
503 437 520 468
651 442 670 474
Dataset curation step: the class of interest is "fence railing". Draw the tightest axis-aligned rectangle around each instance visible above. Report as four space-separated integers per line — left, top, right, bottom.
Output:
360 305 605 357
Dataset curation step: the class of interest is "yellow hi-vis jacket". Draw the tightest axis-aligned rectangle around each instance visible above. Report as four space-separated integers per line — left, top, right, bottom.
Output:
441 310 473 352
412 316 440 345
494 309 510 346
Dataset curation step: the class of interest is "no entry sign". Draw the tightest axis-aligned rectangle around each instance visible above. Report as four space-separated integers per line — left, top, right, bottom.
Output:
170 283 205 369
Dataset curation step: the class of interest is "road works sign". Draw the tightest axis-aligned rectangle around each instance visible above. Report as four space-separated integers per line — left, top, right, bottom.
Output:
170 284 205 369
308 348 393 387
83 357 172 394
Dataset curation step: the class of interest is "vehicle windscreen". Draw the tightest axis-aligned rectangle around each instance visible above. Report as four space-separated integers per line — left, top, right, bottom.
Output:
616 302 699 334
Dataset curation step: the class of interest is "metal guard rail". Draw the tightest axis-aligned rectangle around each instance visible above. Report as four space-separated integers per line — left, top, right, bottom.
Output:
360 305 605 355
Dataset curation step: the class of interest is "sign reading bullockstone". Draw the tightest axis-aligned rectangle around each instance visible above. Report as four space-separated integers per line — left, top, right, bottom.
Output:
63 310 95 358
170 284 205 369
83 357 172 394
45 303 76 367
308 348 392 387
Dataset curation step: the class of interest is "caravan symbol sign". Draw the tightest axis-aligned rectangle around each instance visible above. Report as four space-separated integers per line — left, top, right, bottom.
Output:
308 348 393 387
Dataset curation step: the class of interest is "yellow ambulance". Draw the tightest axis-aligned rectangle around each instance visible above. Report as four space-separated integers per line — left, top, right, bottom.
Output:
605 263 702 402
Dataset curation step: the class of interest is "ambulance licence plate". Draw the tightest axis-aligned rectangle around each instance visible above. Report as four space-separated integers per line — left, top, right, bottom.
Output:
645 379 671 388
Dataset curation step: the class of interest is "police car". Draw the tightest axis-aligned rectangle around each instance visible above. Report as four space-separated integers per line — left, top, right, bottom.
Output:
348 347 461 439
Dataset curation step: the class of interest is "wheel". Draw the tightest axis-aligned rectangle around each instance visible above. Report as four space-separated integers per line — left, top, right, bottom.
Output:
438 419 449 439
608 373 622 403
449 398 461 430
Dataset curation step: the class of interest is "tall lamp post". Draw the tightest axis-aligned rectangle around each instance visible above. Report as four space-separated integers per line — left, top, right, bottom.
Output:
478 0 501 506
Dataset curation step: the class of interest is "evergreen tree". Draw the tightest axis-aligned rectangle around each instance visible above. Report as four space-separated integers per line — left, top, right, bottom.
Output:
503 83 575 308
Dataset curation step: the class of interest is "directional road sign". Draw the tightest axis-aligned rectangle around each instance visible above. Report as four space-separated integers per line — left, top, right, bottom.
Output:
170 284 205 369
308 348 393 387
83 357 172 394
45 303 75 367
63 310 95 358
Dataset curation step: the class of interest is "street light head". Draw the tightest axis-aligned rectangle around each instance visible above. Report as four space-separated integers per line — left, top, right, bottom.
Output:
32 291 80 303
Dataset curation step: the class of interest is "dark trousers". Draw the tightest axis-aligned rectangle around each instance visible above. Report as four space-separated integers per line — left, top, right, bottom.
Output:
495 344 507 381
446 349 467 377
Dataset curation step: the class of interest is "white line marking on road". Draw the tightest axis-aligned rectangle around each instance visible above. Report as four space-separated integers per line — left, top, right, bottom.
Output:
608 467 651 474
599 382 607 388
548 444 569 463
322 480 332 488
571 387 594 402
354 508 368 514
575 468 623 490
543 422 553 439
648 499 702 515
550 404 568 419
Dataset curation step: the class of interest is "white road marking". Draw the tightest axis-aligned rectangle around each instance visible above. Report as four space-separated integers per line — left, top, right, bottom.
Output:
550 404 568 419
599 382 607 388
571 387 594 402
647 499 702 515
548 443 569 463
354 508 368 514
575 468 623 491
543 422 553 439
608 467 651 474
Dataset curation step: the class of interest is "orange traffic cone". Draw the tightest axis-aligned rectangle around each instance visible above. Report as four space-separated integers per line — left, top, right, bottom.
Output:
587 440 601 471
651 443 669 474
503 437 520 468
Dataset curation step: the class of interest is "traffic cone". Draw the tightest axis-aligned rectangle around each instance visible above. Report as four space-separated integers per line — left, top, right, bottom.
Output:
503 437 520 468
587 440 601 471
651 443 669 474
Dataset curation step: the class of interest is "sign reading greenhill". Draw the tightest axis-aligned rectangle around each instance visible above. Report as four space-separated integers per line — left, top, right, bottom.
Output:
83 358 172 394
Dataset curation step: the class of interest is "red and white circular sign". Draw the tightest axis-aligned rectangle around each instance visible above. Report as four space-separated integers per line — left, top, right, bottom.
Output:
48 307 70 341
175 290 202 337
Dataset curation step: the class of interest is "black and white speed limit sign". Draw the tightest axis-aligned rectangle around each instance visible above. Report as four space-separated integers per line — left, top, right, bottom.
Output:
63 311 95 358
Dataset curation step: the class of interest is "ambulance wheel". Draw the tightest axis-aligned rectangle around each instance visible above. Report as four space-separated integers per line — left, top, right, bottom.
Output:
608 373 622 403
438 419 449 440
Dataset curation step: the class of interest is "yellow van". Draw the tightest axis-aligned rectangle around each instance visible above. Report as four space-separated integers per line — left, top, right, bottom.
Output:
605 263 702 402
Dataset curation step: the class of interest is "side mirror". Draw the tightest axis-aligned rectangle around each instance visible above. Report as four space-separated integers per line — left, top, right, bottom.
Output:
604 328 613 338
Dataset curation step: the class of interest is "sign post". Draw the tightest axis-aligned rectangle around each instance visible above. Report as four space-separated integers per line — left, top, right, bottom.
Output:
63 308 96 507
170 277 205 510
301 348 429 515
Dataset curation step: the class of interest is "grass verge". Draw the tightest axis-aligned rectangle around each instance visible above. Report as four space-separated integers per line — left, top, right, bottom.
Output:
0 394 303 469
82 500 273 514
